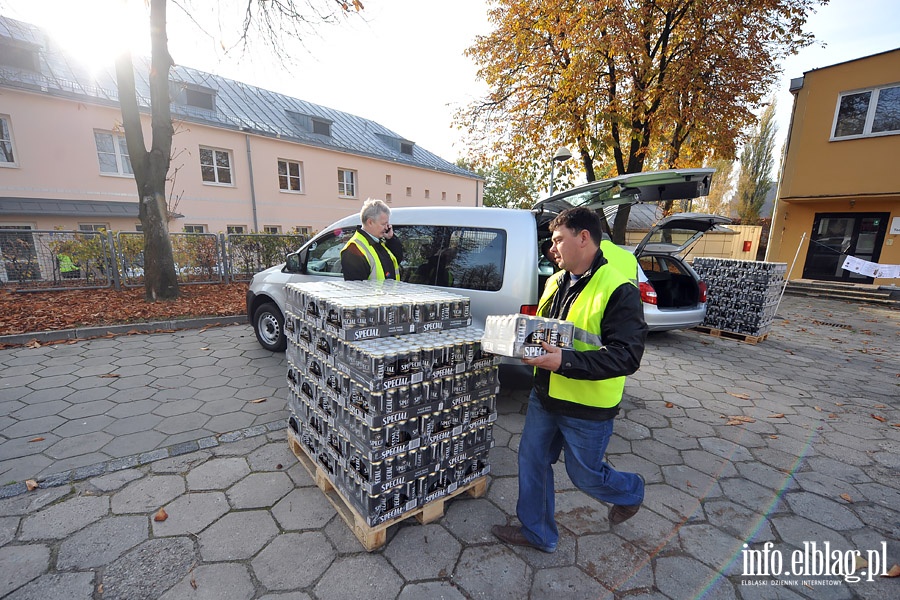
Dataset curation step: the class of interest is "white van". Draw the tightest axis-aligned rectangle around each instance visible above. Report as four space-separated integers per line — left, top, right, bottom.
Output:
246 169 715 381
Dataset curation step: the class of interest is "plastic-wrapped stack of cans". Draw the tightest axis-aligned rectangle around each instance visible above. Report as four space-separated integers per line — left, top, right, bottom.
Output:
692 258 787 337
481 314 575 358
284 280 498 527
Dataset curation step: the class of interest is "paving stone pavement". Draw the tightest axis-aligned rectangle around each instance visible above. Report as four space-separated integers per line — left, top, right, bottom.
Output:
0 295 897 599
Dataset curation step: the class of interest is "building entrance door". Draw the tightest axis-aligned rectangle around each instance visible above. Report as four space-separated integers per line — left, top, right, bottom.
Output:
802 212 889 282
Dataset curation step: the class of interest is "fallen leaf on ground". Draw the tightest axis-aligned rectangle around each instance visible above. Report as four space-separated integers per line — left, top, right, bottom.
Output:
840 493 853 503
728 392 751 400
26 340 41 348
28 437 45 443
25 480 38 491
153 507 168 522
664 402 674 408
201 347 210 351
855 555 868 569
883 564 900 577
100 373 120 378
835 402 844 406
250 398 267 404
828 414 839 419
871 414 887 423
725 416 756 426
768 413 786 419
769 435 778 439
874 404 886 409
814 406 822 411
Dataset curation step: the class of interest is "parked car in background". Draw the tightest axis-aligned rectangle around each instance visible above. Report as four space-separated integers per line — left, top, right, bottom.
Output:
629 213 734 331
246 169 716 382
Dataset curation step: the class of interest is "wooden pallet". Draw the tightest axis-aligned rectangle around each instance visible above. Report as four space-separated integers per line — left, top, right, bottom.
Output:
286 430 487 551
691 326 768 345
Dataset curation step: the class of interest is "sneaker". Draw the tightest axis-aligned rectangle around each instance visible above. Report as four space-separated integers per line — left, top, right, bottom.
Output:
608 474 645 525
491 525 555 553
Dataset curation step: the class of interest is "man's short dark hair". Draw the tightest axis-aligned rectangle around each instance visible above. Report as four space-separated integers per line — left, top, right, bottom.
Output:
549 207 602 245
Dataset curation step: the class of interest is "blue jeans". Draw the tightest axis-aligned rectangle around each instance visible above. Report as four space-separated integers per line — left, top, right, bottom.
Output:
516 390 645 551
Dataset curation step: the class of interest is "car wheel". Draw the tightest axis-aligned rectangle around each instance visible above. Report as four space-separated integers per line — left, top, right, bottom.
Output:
254 302 287 352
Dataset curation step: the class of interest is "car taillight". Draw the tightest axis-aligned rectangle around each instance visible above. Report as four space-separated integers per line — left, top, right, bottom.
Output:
520 304 538 316
639 282 657 305
698 280 708 303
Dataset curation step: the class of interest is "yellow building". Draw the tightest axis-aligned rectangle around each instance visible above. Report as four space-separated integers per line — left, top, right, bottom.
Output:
768 48 900 285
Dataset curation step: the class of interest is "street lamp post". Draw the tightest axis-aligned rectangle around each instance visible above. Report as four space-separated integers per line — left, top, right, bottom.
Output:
549 146 573 195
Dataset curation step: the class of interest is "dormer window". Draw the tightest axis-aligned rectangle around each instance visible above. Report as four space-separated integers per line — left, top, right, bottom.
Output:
285 110 332 137
170 81 216 112
375 133 415 156
312 118 331 136
0 39 39 71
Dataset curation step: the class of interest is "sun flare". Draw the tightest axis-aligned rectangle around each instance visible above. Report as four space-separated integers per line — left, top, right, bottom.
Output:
21 0 151 75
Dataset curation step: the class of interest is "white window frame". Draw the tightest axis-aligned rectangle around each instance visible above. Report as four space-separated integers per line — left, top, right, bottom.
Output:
338 168 357 198
78 223 108 232
277 159 304 193
263 225 282 234
294 226 312 235
183 224 206 233
0 115 18 167
227 225 247 234
94 130 133 176
831 83 900 140
200 146 234 186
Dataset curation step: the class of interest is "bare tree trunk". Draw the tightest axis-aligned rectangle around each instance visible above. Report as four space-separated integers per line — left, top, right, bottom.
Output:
116 0 179 301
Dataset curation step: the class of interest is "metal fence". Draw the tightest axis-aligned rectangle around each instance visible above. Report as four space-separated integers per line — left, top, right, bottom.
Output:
0 229 308 292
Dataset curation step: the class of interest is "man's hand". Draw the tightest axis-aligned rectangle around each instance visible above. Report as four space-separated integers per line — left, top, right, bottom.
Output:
383 224 394 239
521 342 562 372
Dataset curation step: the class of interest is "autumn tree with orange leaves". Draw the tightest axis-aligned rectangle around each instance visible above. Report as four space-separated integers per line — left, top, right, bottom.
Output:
458 0 825 242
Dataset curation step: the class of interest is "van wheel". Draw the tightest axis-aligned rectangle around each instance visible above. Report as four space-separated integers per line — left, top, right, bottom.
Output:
254 302 287 352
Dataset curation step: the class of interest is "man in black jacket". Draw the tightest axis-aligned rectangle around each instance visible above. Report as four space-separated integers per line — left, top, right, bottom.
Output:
341 198 404 281
492 207 648 553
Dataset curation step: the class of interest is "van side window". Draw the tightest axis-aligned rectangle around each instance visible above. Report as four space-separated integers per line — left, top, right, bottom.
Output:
306 228 355 275
396 225 505 292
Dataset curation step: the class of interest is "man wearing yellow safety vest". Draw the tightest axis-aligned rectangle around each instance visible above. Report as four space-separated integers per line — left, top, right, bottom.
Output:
341 198 404 281
492 207 648 554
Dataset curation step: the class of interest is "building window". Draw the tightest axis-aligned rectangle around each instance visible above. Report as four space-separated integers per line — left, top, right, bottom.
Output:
94 131 133 176
227 225 246 234
457 193 462 203
1 115 17 166
338 169 357 198
385 174 392 185
0 40 38 71
185 88 215 110
312 119 332 136
385 193 392 203
833 85 900 139
406 187 412 197
78 223 108 232
134 223 143 232
293 226 312 235
184 225 206 233
442 192 447 201
400 142 414 156
200 147 233 185
278 159 303 192
263 225 282 234
425 189 430 199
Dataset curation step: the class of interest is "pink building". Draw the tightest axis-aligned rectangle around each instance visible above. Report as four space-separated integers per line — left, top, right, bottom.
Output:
0 16 483 236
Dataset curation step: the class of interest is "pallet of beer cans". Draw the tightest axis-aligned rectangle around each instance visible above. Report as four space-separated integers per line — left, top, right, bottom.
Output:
692 258 787 337
481 314 575 358
284 280 497 529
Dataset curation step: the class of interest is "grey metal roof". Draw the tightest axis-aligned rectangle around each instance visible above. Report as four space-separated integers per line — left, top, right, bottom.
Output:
0 15 478 180
604 203 665 231
0 197 139 217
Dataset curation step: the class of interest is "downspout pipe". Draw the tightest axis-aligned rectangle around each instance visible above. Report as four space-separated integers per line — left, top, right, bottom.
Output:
245 133 259 232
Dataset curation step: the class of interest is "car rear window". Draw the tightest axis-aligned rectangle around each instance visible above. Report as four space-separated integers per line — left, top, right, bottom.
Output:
397 225 506 292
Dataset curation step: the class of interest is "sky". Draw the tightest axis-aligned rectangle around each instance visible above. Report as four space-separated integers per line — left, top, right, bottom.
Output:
2 0 899 167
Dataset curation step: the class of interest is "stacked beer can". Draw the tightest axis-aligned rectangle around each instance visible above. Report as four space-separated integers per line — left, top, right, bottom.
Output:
693 258 787 337
284 280 498 527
